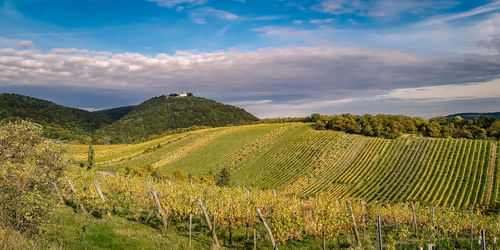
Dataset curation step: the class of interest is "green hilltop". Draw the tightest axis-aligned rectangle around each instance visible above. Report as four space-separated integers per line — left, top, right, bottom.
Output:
95 96 259 143
0 93 116 142
0 93 258 143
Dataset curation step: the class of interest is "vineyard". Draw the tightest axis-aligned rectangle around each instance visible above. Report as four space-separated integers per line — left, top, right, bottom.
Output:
55 168 500 249
69 123 500 209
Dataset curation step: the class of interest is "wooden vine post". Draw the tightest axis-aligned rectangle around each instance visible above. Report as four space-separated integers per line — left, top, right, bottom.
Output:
253 228 257 250
65 176 87 213
245 187 250 241
322 231 326 250
481 229 486 250
93 180 111 218
498 208 500 232
197 198 220 247
347 201 362 248
411 202 418 236
150 189 168 232
497 208 500 245
256 207 277 250
471 207 474 250
432 206 435 230
213 209 217 244
360 200 366 240
377 215 383 250
189 213 193 248
52 182 65 205
229 219 233 246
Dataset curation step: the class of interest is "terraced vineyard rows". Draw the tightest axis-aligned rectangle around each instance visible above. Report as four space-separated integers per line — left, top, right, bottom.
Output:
68 123 500 208
159 124 294 176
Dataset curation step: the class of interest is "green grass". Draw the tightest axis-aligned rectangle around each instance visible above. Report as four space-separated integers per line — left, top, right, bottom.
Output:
41 206 351 250
39 205 479 250
43 206 211 249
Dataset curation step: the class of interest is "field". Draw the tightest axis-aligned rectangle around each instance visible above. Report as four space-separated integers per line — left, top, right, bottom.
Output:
68 123 500 208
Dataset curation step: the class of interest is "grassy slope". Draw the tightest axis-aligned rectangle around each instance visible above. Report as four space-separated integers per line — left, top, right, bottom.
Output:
42 206 325 250
43 206 208 249
68 123 499 208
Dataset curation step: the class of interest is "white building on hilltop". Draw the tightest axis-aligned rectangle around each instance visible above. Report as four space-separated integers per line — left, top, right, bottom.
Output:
167 91 193 98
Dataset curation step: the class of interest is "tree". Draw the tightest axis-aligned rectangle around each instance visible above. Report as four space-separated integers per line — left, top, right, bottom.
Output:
87 143 95 170
0 121 68 235
425 121 441 137
215 167 232 187
313 120 326 130
311 113 321 122
488 120 500 139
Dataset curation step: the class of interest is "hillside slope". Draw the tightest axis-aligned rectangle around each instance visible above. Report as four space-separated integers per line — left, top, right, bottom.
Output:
69 123 500 208
0 93 115 141
0 93 258 143
95 96 259 143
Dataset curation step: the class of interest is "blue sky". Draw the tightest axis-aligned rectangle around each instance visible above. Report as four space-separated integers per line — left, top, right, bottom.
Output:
0 0 499 118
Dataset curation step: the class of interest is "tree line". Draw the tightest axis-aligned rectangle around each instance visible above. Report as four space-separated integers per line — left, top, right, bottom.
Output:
311 113 500 140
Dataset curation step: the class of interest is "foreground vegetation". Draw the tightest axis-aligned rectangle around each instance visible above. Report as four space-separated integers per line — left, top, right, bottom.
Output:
48 167 500 249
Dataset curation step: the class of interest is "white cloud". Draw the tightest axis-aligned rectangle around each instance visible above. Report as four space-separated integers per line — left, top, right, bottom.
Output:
231 98 357 118
147 0 206 8
229 99 273 106
377 78 500 101
421 0 500 25
0 45 499 118
312 0 362 15
254 11 500 54
310 18 334 25
7 39 32 49
0 46 499 117
312 0 457 17
190 7 238 24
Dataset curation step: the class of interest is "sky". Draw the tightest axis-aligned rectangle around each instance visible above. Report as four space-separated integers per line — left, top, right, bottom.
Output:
0 0 499 118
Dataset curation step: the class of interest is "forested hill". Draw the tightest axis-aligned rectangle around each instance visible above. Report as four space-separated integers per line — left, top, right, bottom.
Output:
0 93 117 141
0 93 259 143
95 96 259 143
447 112 500 119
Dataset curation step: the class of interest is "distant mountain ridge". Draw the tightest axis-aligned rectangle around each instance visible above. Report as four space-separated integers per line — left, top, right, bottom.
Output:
0 93 259 143
447 112 500 119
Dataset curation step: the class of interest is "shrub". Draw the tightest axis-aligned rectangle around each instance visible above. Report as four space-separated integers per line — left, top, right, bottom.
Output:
0 121 68 235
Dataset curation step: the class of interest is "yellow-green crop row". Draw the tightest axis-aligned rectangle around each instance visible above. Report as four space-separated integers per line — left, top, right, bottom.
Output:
67 123 499 208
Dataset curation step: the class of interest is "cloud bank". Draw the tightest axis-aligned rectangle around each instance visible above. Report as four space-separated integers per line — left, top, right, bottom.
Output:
0 45 499 117
378 78 500 101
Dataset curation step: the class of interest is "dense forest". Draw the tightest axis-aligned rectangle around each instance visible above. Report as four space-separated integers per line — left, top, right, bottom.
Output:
0 93 258 144
0 93 118 142
312 113 500 139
